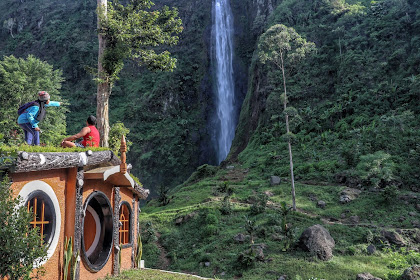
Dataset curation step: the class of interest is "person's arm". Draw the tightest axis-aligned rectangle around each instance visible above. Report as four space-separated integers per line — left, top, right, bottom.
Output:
26 106 40 128
45 101 61 107
62 127 90 142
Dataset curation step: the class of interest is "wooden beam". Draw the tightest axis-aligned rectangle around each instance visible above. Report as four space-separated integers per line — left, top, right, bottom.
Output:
13 150 120 173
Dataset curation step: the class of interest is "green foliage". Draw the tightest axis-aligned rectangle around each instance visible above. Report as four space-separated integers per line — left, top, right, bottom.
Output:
109 121 131 154
258 24 316 74
184 164 219 185
250 193 269 215
98 0 183 83
244 216 257 244
135 233 143 268
356 151 397 188
236 246 257 269
381 185 399 204
220 195 233 215
142 221 158 244
0 176 48 279
278 201 295 251
158 185 172 206
0 55 66 145
63 236 78 280
383 247 420 280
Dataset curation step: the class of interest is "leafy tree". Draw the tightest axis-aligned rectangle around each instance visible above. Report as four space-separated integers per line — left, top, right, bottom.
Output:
258 24 315 210
96 0 183 147
108 121 131 154
0 55 66 145
0 175 47 279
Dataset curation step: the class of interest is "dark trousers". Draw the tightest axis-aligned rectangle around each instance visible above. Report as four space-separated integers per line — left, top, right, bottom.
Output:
19 123 40 145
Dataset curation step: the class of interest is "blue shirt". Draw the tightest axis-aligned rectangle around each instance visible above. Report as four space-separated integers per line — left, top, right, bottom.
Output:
17 101 60 128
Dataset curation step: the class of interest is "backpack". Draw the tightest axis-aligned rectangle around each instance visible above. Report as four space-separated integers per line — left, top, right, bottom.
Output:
18 101 38 115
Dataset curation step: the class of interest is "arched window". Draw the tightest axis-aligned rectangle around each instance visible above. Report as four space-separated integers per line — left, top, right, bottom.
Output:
119 202 131 245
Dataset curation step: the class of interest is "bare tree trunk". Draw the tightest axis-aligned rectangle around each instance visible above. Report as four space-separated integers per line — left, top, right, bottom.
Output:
280 51 296 211
97 0 110 147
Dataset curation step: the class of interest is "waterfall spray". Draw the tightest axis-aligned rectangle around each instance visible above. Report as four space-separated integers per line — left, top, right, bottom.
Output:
213 0 235 164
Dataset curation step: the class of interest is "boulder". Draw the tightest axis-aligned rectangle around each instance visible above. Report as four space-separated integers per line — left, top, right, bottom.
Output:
382 230 406 246
366 244 376 255
400 265 420 280
340 188 361 204
340 195 352 204
317 200 326 209
251 244 266 261
234 233 246 243
298 224 335 261
270 176 281 186
356 272 382 280
349 216 360 224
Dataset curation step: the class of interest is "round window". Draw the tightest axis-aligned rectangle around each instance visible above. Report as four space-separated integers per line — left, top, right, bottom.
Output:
81 191 113 272
26 190 56 245
18 180 61 265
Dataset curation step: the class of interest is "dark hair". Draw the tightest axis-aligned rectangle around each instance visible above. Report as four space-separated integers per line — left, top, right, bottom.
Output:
87 115 97 126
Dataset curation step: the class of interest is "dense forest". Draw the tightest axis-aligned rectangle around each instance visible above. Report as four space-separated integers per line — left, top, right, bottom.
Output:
1 0 420 278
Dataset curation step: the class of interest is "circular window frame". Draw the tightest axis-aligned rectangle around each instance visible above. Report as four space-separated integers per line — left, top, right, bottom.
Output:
81 191 114 272
18 180 61 266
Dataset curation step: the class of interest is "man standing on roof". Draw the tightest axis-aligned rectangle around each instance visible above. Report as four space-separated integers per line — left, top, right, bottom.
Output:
61 115 100 148
17 91 61 146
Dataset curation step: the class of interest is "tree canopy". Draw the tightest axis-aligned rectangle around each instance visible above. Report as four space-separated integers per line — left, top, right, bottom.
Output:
0 55 66 145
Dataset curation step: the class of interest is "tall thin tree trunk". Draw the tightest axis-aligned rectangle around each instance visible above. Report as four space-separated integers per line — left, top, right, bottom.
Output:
97 0 110 147
280 51 296 211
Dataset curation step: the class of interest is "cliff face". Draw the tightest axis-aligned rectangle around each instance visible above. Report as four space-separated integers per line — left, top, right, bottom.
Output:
228 0 281 160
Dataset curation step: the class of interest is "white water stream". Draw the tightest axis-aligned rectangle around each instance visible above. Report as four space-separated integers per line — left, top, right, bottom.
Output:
213 0 235 164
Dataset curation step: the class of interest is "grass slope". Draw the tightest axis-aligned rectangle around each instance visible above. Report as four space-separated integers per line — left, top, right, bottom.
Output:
137 165 420 280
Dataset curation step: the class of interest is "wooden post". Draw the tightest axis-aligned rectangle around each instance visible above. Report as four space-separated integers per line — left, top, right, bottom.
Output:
73 167 84 280
120 135 127 174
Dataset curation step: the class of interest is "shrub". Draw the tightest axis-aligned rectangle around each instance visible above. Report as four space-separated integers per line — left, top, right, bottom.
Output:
220 196 232 215
237 246 257 269
0 175 48 279
250 193 269 215
382 185 399 203
203 225 218 237
205 213 219 225
356 151 397 188
142 221 158 243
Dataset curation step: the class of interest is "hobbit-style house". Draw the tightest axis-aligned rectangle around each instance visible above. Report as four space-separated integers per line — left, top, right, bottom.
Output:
6 137 149 280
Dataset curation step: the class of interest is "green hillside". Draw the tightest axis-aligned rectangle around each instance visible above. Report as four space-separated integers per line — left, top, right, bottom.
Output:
138 164 419 280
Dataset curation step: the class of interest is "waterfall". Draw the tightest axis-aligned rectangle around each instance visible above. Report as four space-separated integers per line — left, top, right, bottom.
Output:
212 0 235 164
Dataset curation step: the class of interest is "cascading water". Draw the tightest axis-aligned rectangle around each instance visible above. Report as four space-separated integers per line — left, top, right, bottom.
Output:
212 0 235 164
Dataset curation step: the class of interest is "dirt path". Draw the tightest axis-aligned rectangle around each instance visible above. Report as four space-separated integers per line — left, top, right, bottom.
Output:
155 232 170 270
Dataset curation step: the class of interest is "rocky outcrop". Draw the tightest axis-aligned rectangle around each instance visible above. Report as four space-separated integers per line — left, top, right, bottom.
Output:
381 230 406 247
298 224 335 261
339 188 361 204
356 272 382 280
400 265 420 280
